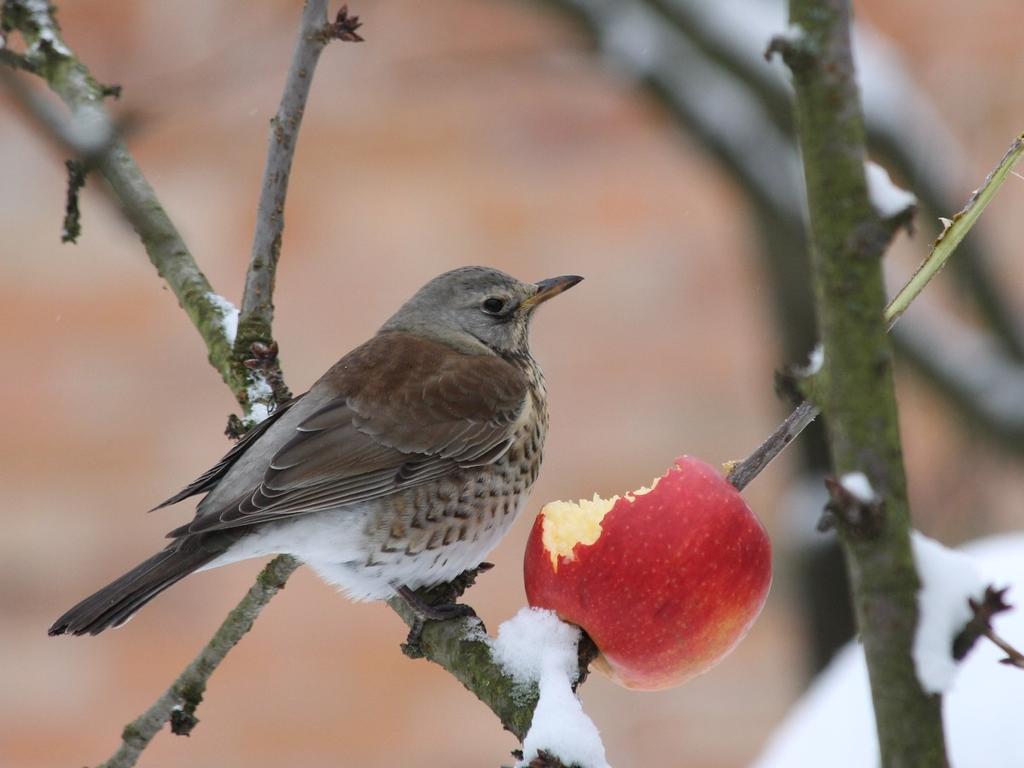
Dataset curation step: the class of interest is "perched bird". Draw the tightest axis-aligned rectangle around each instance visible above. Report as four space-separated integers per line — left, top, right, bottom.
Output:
50 266 581 636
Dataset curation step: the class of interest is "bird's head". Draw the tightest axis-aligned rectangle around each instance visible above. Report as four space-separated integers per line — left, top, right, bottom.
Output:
381 266 582 357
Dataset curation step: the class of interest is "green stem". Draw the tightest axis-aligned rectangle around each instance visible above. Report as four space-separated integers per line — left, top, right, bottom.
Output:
886 133 1024 327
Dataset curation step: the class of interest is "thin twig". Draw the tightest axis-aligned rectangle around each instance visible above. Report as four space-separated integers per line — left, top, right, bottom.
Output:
885 133 1024 328
952 585 1024 671
96 557 300 768
727 400 819 491
235 0 334 417
235 4 364 422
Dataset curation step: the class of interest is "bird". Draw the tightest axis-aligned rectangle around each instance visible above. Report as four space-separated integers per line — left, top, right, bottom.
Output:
50 266 582 636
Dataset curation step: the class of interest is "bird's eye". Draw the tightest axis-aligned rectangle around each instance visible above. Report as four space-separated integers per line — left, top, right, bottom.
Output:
481 297 506 315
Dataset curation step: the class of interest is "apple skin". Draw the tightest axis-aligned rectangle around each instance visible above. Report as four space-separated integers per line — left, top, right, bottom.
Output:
524 455 771 690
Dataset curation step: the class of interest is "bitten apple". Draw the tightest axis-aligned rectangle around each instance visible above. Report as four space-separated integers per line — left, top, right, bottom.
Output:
524 455 771 690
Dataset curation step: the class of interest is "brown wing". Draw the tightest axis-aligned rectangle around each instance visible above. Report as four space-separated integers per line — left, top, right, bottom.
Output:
174 333 529 535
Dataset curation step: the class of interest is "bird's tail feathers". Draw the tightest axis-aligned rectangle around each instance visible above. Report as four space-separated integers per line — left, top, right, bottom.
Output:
49 540 221 636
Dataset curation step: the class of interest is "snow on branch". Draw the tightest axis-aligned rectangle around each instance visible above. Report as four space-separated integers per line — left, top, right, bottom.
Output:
755 534 1024 768
910 531 986 694
865 160 916 219
494 609 610 768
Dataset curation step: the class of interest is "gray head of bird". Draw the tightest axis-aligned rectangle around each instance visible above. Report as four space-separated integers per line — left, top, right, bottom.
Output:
380 266 583 357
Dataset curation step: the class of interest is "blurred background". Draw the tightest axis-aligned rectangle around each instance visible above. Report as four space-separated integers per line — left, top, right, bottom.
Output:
2 0 1022 766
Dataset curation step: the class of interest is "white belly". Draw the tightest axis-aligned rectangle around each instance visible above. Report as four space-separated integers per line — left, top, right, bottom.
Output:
199 500 522 601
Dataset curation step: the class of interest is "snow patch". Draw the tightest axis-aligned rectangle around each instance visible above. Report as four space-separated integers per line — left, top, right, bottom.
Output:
246 375 274 425
796 343 824 377
865 161 916 217
911 531 986 694
754 533 1024 768
206 293 239 346
493 608 610 768
838 472 878 505
23 0 72 57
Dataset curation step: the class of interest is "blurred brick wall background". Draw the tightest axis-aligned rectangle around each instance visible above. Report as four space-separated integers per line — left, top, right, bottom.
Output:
2 1 1022 766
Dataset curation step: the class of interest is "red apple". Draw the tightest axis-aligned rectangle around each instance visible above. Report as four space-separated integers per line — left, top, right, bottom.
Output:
524 455 771 690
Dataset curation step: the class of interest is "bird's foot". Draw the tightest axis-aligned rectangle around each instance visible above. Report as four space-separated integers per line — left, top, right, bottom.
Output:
397 585 478 622
395 566 493 657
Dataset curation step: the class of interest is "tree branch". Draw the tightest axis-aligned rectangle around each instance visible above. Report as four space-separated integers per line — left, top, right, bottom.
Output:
234 2 363 420
386 568 541 740
547 0 1024 471
726 400 819 491
726 130 1024 491
11 1 1017 765
772 2 948 764
1 0 243 395
96 557 300 768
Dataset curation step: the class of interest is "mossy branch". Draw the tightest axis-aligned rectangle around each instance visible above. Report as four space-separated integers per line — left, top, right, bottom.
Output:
387 569 541 740
773 1 948 764
2 0 244 396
